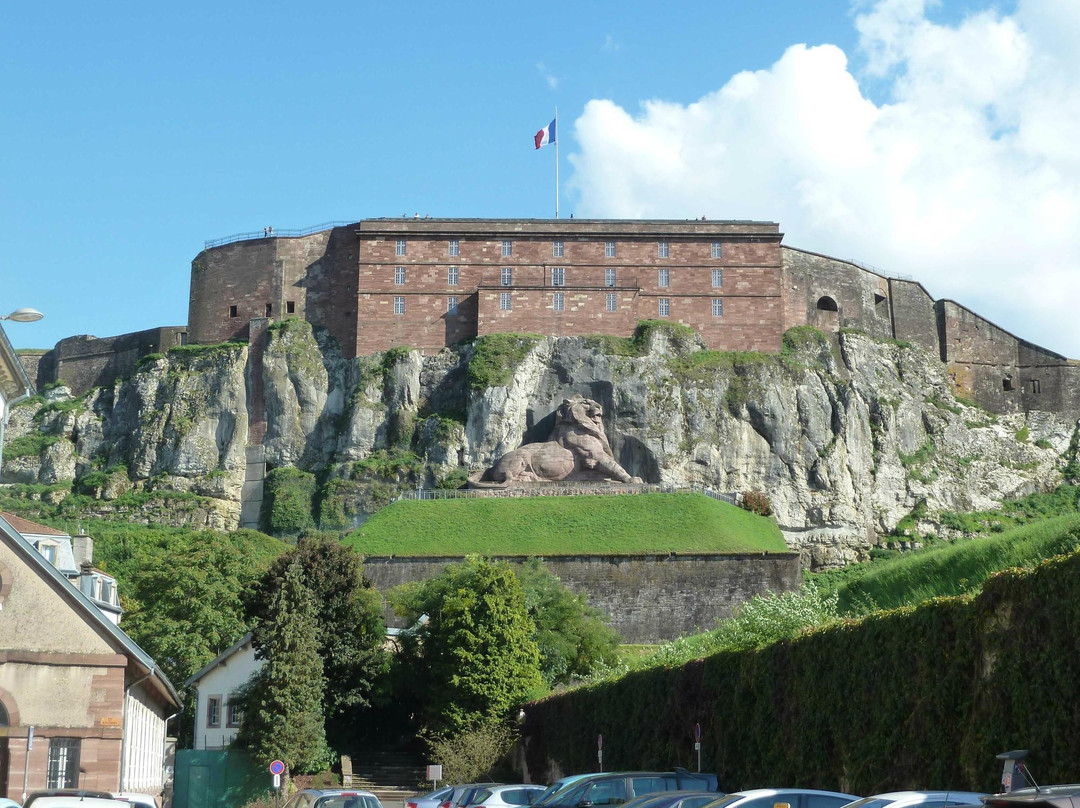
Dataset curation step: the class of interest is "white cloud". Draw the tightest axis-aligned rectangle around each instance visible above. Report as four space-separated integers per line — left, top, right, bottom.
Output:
569 0 1080 357
537 62 558 90
602 34 621 54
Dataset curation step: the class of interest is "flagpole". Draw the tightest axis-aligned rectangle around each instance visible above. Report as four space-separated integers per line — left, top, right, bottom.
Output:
555 107 559 219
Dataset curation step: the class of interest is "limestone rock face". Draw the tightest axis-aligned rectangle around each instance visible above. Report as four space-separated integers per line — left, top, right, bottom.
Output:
2 328 1070 558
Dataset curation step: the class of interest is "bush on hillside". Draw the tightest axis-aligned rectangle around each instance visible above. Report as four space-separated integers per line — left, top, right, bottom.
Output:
740 490 773 516
262 467 317 536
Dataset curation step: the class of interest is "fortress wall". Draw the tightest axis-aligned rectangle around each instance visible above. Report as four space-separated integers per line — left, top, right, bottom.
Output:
887 278 940 354
14 350 48 392
189 239 278 344
52 327 187 395
939 300 1024 412
363 552 802 643
780 248 893 340
306 226 360 357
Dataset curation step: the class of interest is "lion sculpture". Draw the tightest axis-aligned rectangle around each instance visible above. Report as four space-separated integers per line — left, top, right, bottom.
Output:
483 396 643 485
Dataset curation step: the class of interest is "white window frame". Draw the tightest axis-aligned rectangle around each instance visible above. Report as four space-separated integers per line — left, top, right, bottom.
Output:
395 239 406 256
207 695 222 728
606 292 617 312
500 292 512 311
605 268 616 287
712 242 723 259
712 268 723 288
47 738 80 789
553 240 564 257
659 298 670 317
394 266 406 285
658 240 669 258
551 267 565 286
501 240 512 257
605 240 616 258
501 267 513 286
447 266 459 286
393 296 405 315
658 268 670 288
448 239 459 257
553 291 565 312
712 298 724 317
447 296 459 314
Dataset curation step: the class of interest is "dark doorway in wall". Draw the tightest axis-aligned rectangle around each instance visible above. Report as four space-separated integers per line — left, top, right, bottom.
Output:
1003 375 1014 391
816 296 839 312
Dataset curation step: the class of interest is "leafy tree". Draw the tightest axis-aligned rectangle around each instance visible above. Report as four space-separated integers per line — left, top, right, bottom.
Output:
516 559 621 686
243 534 388 722
238 555 330 773
392 557 544 734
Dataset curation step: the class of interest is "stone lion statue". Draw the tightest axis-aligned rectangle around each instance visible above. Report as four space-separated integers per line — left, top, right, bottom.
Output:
483 395 643 485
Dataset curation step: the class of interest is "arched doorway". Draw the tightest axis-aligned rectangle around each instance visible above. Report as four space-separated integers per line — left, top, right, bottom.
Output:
815 295 839 331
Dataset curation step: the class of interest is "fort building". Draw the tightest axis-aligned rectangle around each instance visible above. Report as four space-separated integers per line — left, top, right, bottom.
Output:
29 218 1080 418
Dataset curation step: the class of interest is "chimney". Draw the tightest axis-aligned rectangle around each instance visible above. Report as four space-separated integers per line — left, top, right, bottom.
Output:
72 533 94 568
79 560 94 597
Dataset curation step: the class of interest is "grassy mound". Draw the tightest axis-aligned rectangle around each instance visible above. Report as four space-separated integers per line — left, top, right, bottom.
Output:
820 511 1080 614
343 493 786 556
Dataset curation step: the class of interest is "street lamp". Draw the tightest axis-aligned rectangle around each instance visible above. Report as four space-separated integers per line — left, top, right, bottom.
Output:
0 308 44 323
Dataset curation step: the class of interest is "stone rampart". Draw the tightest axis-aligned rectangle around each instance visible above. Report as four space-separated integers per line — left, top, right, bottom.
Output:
781 248 893 340
45 327 188 395
363 551 801 643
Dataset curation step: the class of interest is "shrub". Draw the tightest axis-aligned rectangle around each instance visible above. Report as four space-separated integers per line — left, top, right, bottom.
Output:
424 719 519 783
262 467 317 536
467 333 542 390
4 432 59 459
740 491 773 516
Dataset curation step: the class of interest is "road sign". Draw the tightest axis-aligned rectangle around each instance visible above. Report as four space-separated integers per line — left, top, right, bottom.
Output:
427 765 443 781
273 774 281 789
597 734 603 751
694 723 701 743
270 760 285 776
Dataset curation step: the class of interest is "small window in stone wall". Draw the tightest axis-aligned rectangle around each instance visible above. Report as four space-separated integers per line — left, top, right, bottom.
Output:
286 301 296 314
1003 375 1014 391
816 296 838 312
229 305 238 318
47 738 80 789
1032 379 1042 394
265 303 272 317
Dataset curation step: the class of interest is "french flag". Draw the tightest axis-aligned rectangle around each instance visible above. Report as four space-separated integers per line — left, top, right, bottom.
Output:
534 117 556 149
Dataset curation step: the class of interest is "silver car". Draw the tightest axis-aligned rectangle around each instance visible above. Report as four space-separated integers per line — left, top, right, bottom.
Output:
463 785 546 808
704 789 861 808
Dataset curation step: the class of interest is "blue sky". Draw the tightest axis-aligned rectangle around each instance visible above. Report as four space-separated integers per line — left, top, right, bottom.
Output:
8 0 1080 359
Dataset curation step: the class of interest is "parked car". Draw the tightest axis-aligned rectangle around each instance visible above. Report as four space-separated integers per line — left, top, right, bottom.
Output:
409 786 457 808
24 790 128 808
113 792 157 808
840 792 985 808
544 770 720 808
438 784 503 808
282 788 386 808
463 784 546 808
702 788 860 808
983 750 1080 808
619 790 722 808
534 775 599 806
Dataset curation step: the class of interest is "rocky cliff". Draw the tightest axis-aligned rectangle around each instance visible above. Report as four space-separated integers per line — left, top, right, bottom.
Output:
3 320 1073 567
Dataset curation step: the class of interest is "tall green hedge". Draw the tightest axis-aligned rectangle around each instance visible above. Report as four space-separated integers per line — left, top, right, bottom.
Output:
521 549 1080 793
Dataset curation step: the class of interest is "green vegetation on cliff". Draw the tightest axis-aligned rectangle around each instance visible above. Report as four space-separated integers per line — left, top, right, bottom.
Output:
467 333 542 390
344 493 786 556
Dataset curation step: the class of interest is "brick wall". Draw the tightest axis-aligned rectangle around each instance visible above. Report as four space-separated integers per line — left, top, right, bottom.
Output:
888 279 940 355
363 551 801 643
781 248 893 339
48 327 188 395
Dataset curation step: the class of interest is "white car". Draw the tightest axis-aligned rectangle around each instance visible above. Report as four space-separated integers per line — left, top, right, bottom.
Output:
23 798 130 808
840 792 986 808
705 788 861 808
463 785 546 808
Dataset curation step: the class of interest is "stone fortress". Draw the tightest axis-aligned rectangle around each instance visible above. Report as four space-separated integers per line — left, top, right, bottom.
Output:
22 217 1080 418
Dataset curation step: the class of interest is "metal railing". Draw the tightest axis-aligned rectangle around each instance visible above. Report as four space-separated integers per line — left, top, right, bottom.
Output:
398 483 736 504
203 220 356 250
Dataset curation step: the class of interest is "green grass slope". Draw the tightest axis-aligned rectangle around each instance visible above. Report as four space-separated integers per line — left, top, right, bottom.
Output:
343 492 786 556
821 511 1080 614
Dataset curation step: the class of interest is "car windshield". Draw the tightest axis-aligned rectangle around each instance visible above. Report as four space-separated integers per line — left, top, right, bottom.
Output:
317 797 382 808
839 800 893 808
535 780 590 806
701 797 742 808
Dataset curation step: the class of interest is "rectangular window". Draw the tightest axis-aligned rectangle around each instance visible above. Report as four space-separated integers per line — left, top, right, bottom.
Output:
553 292 565 312
553 240 564 257
551 267 565 286
286 300 296 314
1032 379 1042 394
606 292 617 312
605 240 616 258
658 268 670 287
500 292 512 311
447 266 459 285
658 240 669 258
659 298 670 317
447 296 459 314
712 298 724 317
712 242 723 259
40 543 56 564
501 267 513 286
712 268 723 287
393 296 405 315
501 240 512 257
47 738 81 789
265 303 272 317
227 697 244 728
394 266 406 285
448 239 459 257
207 696 222 728
605 268 616 287
395 239 406 256
229 305 238 318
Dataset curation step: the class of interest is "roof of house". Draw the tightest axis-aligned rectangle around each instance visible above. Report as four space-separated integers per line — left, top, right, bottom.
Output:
0 512 68 537
0 513 181 709
184 632 256 687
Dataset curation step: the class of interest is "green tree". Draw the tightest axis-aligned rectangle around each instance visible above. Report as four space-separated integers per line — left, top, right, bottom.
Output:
243 534 388 722
392 557 544 734
238 555 330 773
516 559 621 685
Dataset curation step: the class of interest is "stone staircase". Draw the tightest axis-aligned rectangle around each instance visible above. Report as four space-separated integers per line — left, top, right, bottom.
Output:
346 754 429 808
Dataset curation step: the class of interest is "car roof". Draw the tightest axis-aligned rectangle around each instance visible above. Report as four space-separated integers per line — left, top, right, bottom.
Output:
303 789 379 797
731 790 859 799
25 799 130 808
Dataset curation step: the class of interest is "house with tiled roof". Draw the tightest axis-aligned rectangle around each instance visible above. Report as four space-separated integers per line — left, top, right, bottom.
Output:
0 512 180 801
